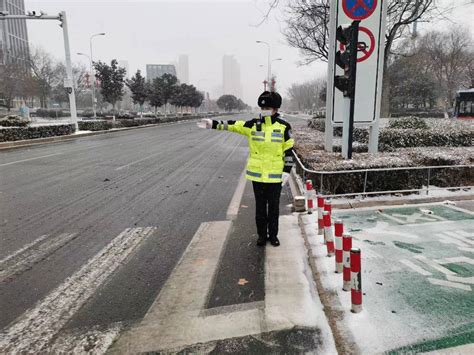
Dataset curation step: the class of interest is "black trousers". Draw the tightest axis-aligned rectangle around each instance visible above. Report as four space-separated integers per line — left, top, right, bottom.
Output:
252 181 282 239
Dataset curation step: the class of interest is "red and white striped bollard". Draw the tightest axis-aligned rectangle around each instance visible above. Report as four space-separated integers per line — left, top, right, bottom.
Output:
317 196 324 235
342 233 352 291
323 211 334 256
305 180 314 214
334 220 343 273
351 247 362 313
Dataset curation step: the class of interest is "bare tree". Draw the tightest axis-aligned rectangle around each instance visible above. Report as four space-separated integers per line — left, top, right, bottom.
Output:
287 78 326 111
29 48 61 108
418 27 473 108
0 62 28 112
277 0 436 64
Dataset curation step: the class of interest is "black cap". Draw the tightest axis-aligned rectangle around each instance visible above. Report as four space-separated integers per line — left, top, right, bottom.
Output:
258 91 282 109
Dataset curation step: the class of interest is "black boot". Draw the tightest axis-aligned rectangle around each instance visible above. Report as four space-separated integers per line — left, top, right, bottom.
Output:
257 235 267 246
269 236 280 247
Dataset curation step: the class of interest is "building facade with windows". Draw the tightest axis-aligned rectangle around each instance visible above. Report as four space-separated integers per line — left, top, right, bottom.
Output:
146 64 177 82
0 0 30 64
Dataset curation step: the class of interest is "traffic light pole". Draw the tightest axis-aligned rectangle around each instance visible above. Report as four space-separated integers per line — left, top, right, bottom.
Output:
342 21 359 160
0 12 78 131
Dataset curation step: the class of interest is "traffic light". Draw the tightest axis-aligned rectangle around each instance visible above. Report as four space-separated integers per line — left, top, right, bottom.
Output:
334 21 360 98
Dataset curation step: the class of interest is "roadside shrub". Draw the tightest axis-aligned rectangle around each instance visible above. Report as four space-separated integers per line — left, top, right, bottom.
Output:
388 116 429 130
0 115 29 127
379 128 473 150
0 124 75 142
78 120 114 131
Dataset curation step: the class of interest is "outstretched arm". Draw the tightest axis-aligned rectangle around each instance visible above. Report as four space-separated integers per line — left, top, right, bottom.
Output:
198 118 254 137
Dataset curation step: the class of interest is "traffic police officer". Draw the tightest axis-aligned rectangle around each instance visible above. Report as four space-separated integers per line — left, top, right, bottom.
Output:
198 91 295 247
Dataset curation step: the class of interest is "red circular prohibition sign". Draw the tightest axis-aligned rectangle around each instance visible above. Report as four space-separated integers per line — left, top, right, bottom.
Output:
342 0 378 20
339 27 376 62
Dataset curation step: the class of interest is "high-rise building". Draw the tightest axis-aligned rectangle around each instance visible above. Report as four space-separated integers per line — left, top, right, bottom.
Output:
118 60 130 79
223 55 242 99
0 0 30 65
178 54 189 84
146 64 177 82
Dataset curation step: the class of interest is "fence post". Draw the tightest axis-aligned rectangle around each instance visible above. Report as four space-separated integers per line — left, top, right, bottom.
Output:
363 170 368 198
426 167 431 196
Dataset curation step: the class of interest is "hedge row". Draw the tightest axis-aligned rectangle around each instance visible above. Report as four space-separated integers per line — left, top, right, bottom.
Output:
0 115 29 127
388 116 429 130
0 124 75 142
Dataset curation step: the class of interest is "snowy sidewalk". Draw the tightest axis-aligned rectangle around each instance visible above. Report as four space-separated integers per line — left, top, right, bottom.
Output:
300 202 474 354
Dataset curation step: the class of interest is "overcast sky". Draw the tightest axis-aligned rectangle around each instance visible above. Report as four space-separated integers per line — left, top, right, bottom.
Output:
25 0 472 106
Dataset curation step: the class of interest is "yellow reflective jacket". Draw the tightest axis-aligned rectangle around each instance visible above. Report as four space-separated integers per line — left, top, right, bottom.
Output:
213 114 295 183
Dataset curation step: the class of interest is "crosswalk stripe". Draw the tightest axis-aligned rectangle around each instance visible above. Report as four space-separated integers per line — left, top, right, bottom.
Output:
0 227 156 353
0 233 78 283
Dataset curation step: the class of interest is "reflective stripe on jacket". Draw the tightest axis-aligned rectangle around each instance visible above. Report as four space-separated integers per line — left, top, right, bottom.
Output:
212 114 295 183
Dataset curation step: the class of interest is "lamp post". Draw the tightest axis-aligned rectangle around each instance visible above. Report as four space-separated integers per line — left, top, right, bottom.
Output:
89 33 106 118
0 11 78 130
77 52 94 113
256 40 271 88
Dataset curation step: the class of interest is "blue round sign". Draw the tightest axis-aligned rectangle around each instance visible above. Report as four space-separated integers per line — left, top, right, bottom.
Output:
342 0 377 20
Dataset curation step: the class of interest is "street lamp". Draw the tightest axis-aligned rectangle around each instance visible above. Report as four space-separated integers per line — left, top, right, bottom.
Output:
77 52 94 114
89 32 106 118
256 40 271 87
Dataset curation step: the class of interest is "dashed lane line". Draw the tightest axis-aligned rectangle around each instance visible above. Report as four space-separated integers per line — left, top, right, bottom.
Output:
0 153 62 167
0 227 156 353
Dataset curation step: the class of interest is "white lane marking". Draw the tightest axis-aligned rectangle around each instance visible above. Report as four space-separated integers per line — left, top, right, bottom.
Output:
459 247 474 253
0 227 156 353
428 278 471 291
49 322 124 354
377 212 406 225
446 275 474 285
437 233 469 248
113 221 233 352
115 152 163 171
0 233 78 283
0 234 48 265
458 230 473 237
443 231 474 246
400 259 432 276
226 169 247 220
414 255 457 276
0 153 62 167
434 256 474 265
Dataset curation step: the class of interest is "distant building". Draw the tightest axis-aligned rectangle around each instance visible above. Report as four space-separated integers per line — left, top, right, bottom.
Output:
0 0 30 65
178 54 189 84
222 55 242 99
118 60 130 79
146 64 177 82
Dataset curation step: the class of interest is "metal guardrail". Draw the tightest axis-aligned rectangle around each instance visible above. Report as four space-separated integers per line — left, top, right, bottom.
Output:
293 151 473 198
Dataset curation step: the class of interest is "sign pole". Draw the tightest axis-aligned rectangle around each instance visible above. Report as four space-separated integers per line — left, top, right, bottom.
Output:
325 0 338 152
60 11 78 131
369 0 388 153
341 98 350 158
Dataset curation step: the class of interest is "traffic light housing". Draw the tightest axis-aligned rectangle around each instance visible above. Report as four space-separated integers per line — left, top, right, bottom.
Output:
334 21 360 98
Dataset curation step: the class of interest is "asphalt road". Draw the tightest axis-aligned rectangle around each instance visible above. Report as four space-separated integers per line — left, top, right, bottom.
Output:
0 115 255 330
0 113 308 341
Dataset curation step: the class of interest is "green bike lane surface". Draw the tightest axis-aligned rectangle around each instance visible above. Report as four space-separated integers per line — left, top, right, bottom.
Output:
333 202 474 354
